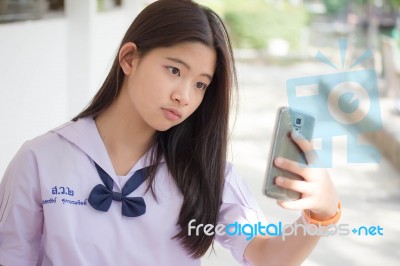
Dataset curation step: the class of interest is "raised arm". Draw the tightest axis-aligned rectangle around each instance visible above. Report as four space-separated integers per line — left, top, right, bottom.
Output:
245 131 340 265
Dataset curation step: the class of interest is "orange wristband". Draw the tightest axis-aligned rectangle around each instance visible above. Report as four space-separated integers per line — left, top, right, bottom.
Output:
302 201 341 226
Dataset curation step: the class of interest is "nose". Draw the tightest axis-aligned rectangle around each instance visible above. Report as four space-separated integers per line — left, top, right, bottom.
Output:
171 83 190 106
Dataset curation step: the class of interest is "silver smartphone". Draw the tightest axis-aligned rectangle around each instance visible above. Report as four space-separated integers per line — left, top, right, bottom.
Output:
263 107 315 201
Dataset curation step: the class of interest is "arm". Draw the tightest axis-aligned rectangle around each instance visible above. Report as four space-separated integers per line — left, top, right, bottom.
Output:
0 143 43 265
244 217 319 266
245 131 340 266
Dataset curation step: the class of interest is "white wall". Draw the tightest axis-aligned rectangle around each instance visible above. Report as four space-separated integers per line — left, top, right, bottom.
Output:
0 17 68 174
0 2 144 176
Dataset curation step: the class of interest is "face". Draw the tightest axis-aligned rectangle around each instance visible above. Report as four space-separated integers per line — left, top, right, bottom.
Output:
121 42 216 132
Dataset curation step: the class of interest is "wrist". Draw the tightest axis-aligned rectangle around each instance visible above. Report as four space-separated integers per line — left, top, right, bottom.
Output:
303 201 341 226
310 209 336 221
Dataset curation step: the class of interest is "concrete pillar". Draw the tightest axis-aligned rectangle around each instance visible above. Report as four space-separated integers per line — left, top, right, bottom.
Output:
65 0 97 117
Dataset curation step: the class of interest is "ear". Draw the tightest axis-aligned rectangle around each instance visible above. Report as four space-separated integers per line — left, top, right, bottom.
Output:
119 42 139 75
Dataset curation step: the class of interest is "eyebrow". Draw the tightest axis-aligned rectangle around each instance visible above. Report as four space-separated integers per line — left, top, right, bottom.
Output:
165 57 213 81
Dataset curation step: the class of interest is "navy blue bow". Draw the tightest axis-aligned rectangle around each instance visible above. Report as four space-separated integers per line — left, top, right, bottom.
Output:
88 163 148 217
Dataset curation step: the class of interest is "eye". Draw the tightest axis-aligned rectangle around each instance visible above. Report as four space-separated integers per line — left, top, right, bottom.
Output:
167 66 180 76
195 82 207 90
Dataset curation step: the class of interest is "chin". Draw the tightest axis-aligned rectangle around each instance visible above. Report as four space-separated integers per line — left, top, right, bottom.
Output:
155 126 172 132
152 122 177 132
147 117 184 132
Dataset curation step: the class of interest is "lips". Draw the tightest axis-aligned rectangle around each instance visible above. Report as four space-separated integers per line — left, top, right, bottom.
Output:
162 107 182 121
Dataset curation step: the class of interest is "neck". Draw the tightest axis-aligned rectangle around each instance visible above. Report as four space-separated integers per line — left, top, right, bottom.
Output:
94 90 156 175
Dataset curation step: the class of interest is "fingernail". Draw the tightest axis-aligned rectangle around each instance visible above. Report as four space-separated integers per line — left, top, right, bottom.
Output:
291 129 299 138
275 176 282 184
277 200 285 206
275 157 283 166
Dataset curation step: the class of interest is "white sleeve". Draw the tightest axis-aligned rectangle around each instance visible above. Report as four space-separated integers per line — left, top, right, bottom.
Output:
215 163 267 266
0 141 43 266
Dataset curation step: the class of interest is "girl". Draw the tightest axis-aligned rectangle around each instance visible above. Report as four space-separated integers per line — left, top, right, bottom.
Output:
0 0 340 265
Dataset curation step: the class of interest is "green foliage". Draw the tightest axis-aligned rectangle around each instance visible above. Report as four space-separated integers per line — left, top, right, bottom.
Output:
214 0 309 50
391 0 400 6
322 0 347 14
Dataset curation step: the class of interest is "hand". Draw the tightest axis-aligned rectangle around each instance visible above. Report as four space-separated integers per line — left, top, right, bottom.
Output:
273 130 340 220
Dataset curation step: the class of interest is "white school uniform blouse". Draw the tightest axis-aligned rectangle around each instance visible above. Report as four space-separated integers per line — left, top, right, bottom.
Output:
0 117 266 266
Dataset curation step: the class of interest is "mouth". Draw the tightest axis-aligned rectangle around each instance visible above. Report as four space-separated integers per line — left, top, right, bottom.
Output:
162 107 182 121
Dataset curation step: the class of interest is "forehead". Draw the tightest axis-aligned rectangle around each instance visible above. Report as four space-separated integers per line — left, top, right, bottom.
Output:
144 42 217 75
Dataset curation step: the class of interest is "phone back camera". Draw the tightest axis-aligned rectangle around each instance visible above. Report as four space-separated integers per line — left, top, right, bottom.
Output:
295 117 302 126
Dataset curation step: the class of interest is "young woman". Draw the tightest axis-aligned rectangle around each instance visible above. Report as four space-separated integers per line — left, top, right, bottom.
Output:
0 0 340 265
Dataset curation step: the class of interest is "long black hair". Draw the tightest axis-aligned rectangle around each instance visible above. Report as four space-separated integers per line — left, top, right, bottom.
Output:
73 0 237 258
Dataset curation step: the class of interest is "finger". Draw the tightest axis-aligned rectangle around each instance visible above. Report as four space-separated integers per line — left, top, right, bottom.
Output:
291 130 318 164
275 176 309 193
291 130 313 151
274 157 307 177
277 198 313 211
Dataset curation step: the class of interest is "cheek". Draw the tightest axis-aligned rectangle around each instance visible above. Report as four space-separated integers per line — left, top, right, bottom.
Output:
130 75 163 102
189 94 205 114
142 72 169 98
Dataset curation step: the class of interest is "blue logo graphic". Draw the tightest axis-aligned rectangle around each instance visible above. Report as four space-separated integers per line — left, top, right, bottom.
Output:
286 39 382 166
187 219 383 241
339 92 359 113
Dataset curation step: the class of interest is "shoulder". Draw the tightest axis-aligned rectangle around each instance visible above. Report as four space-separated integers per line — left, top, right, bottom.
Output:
223 161 243 186
0 123 74 203
8 120 78 167
224 161 234 179
1 120 85 202
221 162 251 204
18 121 73 155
